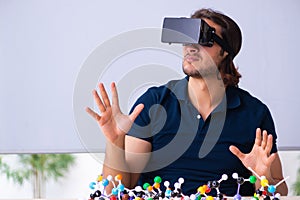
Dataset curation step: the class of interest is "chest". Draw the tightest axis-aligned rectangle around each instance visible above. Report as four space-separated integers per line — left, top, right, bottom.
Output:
149 101 260 154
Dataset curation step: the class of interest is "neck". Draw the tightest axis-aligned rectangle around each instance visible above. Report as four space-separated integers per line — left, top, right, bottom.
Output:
188 76 225 119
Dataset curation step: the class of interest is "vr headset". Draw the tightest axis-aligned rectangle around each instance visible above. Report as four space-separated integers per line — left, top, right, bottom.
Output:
161 17 234 56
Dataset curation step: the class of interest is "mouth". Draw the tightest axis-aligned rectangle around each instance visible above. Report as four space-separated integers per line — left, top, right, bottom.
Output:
185 56 199 63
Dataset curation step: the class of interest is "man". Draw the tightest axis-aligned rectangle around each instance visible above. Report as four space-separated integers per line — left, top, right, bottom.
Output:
86 8 288 196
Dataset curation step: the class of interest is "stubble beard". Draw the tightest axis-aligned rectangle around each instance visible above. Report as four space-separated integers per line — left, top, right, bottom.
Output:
182 62 217 79
183 51 217 78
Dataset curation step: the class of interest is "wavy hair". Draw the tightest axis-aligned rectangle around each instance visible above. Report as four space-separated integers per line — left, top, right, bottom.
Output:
191 8 242 87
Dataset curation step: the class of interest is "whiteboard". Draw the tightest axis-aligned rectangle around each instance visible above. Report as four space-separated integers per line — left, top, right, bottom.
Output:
0 0 299 153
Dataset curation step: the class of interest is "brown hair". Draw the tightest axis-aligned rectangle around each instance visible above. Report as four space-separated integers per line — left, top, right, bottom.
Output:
191 8 242 87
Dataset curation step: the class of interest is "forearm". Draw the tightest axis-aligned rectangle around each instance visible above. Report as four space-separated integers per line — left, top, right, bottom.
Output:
272 179 288 196
102 137 132 193
102 135 151 194
268 153 288 196
266 177 288 196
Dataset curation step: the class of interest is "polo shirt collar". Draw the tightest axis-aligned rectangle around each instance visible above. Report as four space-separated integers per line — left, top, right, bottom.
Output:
172 76 240 110
226 86 241 109
172 76 189 101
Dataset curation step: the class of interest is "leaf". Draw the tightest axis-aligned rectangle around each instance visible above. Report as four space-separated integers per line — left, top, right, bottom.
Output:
0 154 75 185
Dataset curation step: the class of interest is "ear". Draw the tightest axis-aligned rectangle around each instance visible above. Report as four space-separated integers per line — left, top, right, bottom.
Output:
219 49 229 65
223 51 229 58
220 48 229 58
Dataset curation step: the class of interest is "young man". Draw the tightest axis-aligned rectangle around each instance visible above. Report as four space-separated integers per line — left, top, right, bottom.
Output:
86 8 288 196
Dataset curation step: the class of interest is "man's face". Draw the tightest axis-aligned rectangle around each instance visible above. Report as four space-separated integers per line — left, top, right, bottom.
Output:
182 18 227 78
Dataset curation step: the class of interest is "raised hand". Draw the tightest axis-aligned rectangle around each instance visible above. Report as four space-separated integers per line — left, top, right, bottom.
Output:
229 128 276 178
85 82 144 144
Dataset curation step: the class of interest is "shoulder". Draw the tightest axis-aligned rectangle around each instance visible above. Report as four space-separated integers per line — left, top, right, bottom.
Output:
227 86 268 109
148 78 185 93
129 77 186 115
141 77 186 102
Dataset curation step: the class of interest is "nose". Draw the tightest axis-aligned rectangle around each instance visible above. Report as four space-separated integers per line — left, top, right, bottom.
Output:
184 44 199 54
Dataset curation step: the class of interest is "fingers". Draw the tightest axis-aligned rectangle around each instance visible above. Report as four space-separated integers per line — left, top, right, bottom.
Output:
111 82 120 109
129 103 144 122
98 83 111 108
93 89 106 113
86 83 113 121
255 128 274 155
91 83 112 114
85 107 101 121
257 129 273 151
265 134 273 155
261 130 268 149
254 128 262 146
87 82 143 132
88 82 122 116
229 145 245 160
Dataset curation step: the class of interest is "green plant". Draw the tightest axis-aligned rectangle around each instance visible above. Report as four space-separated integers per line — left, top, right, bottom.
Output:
293 167 300 195
0 154 75 198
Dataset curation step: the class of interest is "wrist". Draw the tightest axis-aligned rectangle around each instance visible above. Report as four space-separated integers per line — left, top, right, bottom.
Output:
107 134 126 149
266 177 276 186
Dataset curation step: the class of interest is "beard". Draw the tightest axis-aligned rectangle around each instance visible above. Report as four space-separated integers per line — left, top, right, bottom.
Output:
182 48 221 79
182 61 218 78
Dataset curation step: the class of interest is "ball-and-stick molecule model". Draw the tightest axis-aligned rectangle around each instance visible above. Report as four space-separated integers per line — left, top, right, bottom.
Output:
247 167 289 200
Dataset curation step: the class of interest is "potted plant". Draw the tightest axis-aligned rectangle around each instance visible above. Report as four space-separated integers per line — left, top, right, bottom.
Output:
0 154 75 198
294 166 300 195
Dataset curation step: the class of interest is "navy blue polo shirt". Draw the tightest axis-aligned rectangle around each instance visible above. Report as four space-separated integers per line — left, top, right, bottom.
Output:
127 76 277 196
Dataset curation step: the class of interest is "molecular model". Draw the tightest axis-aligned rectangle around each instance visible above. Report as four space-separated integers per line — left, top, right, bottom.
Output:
87 169 288 200
231 172 257 200
247 167 289 200
192 174 228 200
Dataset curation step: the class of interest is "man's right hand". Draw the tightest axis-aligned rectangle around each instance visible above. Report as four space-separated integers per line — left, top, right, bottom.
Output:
85 82 144 145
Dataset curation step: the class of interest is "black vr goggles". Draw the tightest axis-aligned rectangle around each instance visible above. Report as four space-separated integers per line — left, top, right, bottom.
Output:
161 17 234 57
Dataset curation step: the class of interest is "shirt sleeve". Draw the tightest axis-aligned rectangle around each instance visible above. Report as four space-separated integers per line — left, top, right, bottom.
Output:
126 88 155 143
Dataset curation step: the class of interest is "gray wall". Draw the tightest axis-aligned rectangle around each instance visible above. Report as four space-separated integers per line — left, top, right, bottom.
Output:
0 0 299 153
